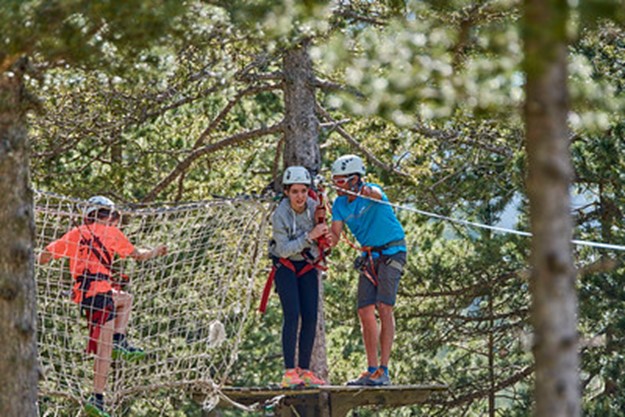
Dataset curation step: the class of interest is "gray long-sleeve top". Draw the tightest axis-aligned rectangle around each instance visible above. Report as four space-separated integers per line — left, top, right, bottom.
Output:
270 197 319 261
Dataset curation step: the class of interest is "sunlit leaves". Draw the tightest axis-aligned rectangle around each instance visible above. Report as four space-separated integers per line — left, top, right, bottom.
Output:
1 0 186 70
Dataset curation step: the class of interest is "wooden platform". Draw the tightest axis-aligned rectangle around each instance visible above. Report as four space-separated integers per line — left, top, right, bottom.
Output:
218 384 448 417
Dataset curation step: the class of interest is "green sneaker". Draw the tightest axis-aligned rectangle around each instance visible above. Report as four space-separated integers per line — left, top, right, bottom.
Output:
85 396 111 417
112 339 146 361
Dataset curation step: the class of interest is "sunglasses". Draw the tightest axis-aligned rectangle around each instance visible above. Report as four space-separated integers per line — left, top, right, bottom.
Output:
332 175 356 186
97 209 120 220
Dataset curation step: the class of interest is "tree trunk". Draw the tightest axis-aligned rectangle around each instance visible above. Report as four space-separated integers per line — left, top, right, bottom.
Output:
282 43 328 381
0 59 39 416
283 41 322 175
523 2 580 417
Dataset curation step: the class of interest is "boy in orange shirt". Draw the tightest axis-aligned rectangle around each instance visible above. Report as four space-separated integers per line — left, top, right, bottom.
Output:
38 196 167 417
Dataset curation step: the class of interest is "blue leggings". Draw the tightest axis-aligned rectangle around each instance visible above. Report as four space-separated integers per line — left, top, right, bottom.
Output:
274 260 319 370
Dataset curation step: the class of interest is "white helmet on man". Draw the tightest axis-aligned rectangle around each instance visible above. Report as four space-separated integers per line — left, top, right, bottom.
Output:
331 154 365 176
283 166 312 185
84 195 116 217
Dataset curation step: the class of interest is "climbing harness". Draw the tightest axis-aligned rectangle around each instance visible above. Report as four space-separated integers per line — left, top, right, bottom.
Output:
349 239 406 287
259 178 331 314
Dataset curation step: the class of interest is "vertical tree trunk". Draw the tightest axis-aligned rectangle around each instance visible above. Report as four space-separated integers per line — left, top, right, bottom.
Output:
283 41 322 175
488 292 495 417
282 42 328 381
523 2 580 417
0 59 39 417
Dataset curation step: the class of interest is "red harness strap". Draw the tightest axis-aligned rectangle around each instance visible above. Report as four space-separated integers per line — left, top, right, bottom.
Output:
260 185 331 314
258 258 321 314
342 233 380 287
308 186 332 266
342 236 407 287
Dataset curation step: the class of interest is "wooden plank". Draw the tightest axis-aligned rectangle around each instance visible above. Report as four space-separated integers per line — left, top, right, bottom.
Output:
217 384 448 416
220 384 446 396
328 387 437 417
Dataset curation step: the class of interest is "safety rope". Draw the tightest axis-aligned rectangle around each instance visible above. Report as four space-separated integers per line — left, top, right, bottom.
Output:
328 184 625 252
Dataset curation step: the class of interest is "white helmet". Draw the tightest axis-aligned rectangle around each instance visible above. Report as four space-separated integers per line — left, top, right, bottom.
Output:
331 154 365 176
283 166 312 185
84 195 116 217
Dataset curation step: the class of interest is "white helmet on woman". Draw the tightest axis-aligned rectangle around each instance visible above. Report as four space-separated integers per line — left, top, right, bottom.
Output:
331 154 366 176
283 166 312 185
84 195 116 217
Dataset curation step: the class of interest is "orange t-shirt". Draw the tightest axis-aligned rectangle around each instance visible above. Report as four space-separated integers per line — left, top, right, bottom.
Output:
46 223 135 300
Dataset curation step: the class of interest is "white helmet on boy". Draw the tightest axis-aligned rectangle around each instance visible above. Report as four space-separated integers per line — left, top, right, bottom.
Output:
282 166 312 185
84 195 116 217
331 154 365 176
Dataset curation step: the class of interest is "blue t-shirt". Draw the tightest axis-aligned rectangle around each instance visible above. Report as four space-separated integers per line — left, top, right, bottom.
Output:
332 183 406 256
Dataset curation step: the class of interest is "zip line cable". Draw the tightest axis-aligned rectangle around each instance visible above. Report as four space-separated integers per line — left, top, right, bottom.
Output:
327 183 625 252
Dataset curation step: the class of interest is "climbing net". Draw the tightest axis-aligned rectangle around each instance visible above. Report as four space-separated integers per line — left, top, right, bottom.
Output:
34 191 272 416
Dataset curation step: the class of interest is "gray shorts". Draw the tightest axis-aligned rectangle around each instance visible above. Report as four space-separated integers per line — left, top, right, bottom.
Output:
357 251 406 309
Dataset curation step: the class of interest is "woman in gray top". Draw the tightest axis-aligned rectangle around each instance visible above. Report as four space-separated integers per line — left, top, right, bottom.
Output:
270 166 330 388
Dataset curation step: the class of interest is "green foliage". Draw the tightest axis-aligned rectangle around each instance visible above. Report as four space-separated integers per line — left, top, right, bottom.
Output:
1 0 186 70
578 0 625 28
20 0 625 415
313 0 523 126
215 0 333 53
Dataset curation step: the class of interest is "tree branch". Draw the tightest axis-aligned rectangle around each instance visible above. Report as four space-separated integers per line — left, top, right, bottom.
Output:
316 104 410 177
402 308 529 324
319 118 350 130
142 122 284 202
239 71 284 82
577 256 619 277
333 8 388 26
426 366 534 408
191 82 283 150
400 271 522 298
313 78 365 98
410 124 515 157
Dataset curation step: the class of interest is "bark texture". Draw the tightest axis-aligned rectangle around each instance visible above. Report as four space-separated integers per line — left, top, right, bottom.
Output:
523 1 580 416
283 42 322 175
282 43 328 380
0 60 39 416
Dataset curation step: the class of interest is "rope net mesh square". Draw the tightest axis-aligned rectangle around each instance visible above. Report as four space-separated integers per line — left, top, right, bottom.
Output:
34 191 272 416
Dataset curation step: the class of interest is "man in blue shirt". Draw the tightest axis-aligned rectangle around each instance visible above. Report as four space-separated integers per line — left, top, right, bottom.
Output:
329 154 407 386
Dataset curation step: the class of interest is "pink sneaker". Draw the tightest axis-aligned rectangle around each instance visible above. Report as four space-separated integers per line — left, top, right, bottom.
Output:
299 369 327 387
280 369 305 388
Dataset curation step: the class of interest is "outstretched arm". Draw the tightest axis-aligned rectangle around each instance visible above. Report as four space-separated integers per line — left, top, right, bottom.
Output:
360 184 382 200
330 221 344 248
130 245 167 261
38 249 53 264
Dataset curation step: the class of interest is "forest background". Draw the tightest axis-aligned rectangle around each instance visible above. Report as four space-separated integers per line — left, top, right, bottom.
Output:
1 0 625 416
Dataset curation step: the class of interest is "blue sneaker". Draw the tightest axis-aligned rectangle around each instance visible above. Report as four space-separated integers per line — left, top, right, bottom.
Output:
346 371 372 386
366 367 391 386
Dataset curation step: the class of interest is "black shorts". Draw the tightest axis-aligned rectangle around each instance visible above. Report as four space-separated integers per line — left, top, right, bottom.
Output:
81 291 116 324
357 251 406 309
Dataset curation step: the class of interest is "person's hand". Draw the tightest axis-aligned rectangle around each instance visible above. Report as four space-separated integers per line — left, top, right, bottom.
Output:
153 245 168 257
323 231 335 246
38 249 53 265
359 185 382 200
308 224 328 241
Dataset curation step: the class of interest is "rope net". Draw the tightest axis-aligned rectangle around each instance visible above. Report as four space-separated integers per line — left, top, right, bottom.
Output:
34 191 271 416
